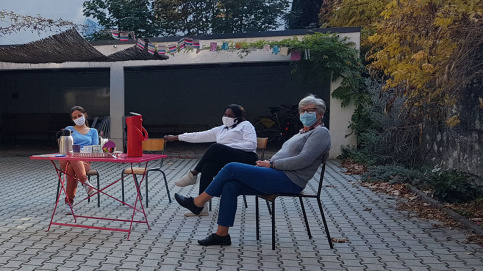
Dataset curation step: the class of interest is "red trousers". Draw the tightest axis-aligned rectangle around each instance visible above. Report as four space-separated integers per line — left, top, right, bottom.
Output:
59 160 91 204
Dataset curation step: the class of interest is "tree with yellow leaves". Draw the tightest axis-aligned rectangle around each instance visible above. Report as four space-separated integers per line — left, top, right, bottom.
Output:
368 0 482 126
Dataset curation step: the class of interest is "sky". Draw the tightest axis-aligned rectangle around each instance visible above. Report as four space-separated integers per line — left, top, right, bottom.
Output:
0 0 87 45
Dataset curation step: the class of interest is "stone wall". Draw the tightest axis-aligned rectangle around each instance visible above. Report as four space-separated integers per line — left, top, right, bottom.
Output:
422 86 482 178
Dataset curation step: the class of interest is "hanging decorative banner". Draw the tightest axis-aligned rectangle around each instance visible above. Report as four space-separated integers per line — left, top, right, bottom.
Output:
221 41 229 50
111 31 120 40
279 47 289 56
210 42 217 51
185 37 193 48
147 43 156 55
193 40 200 49
272 45 280 55
178 38 186 50
291 50 301 61
235 42 242 49
136 38 145 50
119 32 129 41
169 44 177 53
305 49 311 60
263 44 270 51
158 45 166 55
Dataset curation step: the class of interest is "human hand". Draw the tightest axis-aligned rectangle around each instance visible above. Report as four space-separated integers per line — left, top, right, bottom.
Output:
163 135 178 141
256 160 270 168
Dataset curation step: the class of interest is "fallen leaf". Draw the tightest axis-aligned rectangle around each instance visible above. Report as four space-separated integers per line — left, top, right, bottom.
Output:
331 238 349 243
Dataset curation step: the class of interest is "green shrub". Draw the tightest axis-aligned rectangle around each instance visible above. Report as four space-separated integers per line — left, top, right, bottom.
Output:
361 164 431 187
431 171 483 204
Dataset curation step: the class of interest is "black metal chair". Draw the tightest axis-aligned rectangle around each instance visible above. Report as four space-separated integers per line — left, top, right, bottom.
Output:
255 153 333 250
121 138 171 207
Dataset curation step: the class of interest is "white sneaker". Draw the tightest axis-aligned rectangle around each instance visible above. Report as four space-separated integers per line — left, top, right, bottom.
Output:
82 180 96 196
184 205 209 217
65 203 73 215
174 171 198 187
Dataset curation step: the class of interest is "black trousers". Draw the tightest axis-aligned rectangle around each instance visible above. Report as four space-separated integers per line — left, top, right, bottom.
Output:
194 143 258 195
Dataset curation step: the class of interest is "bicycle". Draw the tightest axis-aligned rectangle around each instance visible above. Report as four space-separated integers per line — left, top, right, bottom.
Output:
253 104 301 143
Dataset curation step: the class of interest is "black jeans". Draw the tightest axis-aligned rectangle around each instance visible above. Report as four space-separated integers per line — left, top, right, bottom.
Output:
194 143 258 195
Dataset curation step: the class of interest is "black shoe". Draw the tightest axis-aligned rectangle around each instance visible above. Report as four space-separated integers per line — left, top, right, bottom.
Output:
174 193 204 215
198 233 232 246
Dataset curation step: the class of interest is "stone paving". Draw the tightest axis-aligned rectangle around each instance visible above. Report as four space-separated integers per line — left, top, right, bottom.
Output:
0 155 482 270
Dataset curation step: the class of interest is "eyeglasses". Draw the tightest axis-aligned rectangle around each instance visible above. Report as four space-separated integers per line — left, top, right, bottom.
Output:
299 108 318 114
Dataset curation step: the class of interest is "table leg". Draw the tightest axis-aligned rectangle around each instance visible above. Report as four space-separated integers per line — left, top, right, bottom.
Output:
127 162 151 240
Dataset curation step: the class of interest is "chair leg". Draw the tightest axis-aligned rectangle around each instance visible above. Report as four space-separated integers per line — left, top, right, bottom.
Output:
317 199 334 249
243 195 248 208
161 171 171 203
56 175 61 202
87 176 91 203
209 199 212 211
298 197 312 239
96 173 100 208
271 200 276 250
266 201 272 215
121 172 125 203
255 196 260 240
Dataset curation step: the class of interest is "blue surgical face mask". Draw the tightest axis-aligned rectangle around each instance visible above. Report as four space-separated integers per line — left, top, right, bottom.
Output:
300 112 317 127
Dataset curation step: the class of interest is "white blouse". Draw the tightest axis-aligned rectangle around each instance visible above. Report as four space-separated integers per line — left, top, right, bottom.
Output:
178 120 257 153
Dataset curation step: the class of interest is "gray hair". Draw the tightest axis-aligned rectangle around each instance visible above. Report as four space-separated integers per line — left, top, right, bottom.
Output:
299 94 326 114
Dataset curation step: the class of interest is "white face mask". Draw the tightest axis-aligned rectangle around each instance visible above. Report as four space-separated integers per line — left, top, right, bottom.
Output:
222 116 235 127
73 115 86 126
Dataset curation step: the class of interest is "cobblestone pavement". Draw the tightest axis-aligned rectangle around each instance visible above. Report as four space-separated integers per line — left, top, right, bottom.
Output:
0 154 482 270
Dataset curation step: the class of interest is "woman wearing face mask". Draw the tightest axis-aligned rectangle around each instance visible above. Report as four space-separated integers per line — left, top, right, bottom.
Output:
164 104 258 216
174 94 330 246
60 105 98 214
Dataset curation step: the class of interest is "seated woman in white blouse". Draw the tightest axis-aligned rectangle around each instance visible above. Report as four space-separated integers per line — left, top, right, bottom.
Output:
164 104 258 216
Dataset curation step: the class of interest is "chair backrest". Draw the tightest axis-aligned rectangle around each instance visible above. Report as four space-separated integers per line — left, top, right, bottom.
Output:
257 137 268 160
316 152 330 197
142 138 166 152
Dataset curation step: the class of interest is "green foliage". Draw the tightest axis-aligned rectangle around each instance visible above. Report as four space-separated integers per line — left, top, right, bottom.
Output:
83 0 162 39
361 164 431 187
431 171 483 204
152 0 289 36
285 0 323 29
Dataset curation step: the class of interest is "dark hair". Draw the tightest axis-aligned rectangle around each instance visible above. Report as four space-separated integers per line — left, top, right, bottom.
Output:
225 104 246 128
70 105 90 127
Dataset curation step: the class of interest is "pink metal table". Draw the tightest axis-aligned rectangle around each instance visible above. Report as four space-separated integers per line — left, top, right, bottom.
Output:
30 153 167 240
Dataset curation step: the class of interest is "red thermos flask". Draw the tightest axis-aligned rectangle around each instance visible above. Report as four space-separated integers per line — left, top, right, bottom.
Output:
126 113 148 157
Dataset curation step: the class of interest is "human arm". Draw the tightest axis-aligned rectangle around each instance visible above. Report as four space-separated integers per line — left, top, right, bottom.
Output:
90 128 99 145
177 126 221 143
271 127 330 171
163 135 179 141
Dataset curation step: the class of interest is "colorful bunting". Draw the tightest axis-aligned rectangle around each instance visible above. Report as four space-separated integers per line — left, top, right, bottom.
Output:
158 45 166 55
147 43 156 55
185 37 193 49
210 42 217 51
169 44 177 53
235 42 242 49
272 45 280 55
119 32 129 42
280 47 289 56
111 31 119 40
136 38 145 50
263 44 270 51
193 40 200 49
178 38 186 50
291 50 301 61
221 41 229 50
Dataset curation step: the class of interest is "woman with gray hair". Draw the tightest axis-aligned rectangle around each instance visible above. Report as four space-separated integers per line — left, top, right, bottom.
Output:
175 94 331 246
